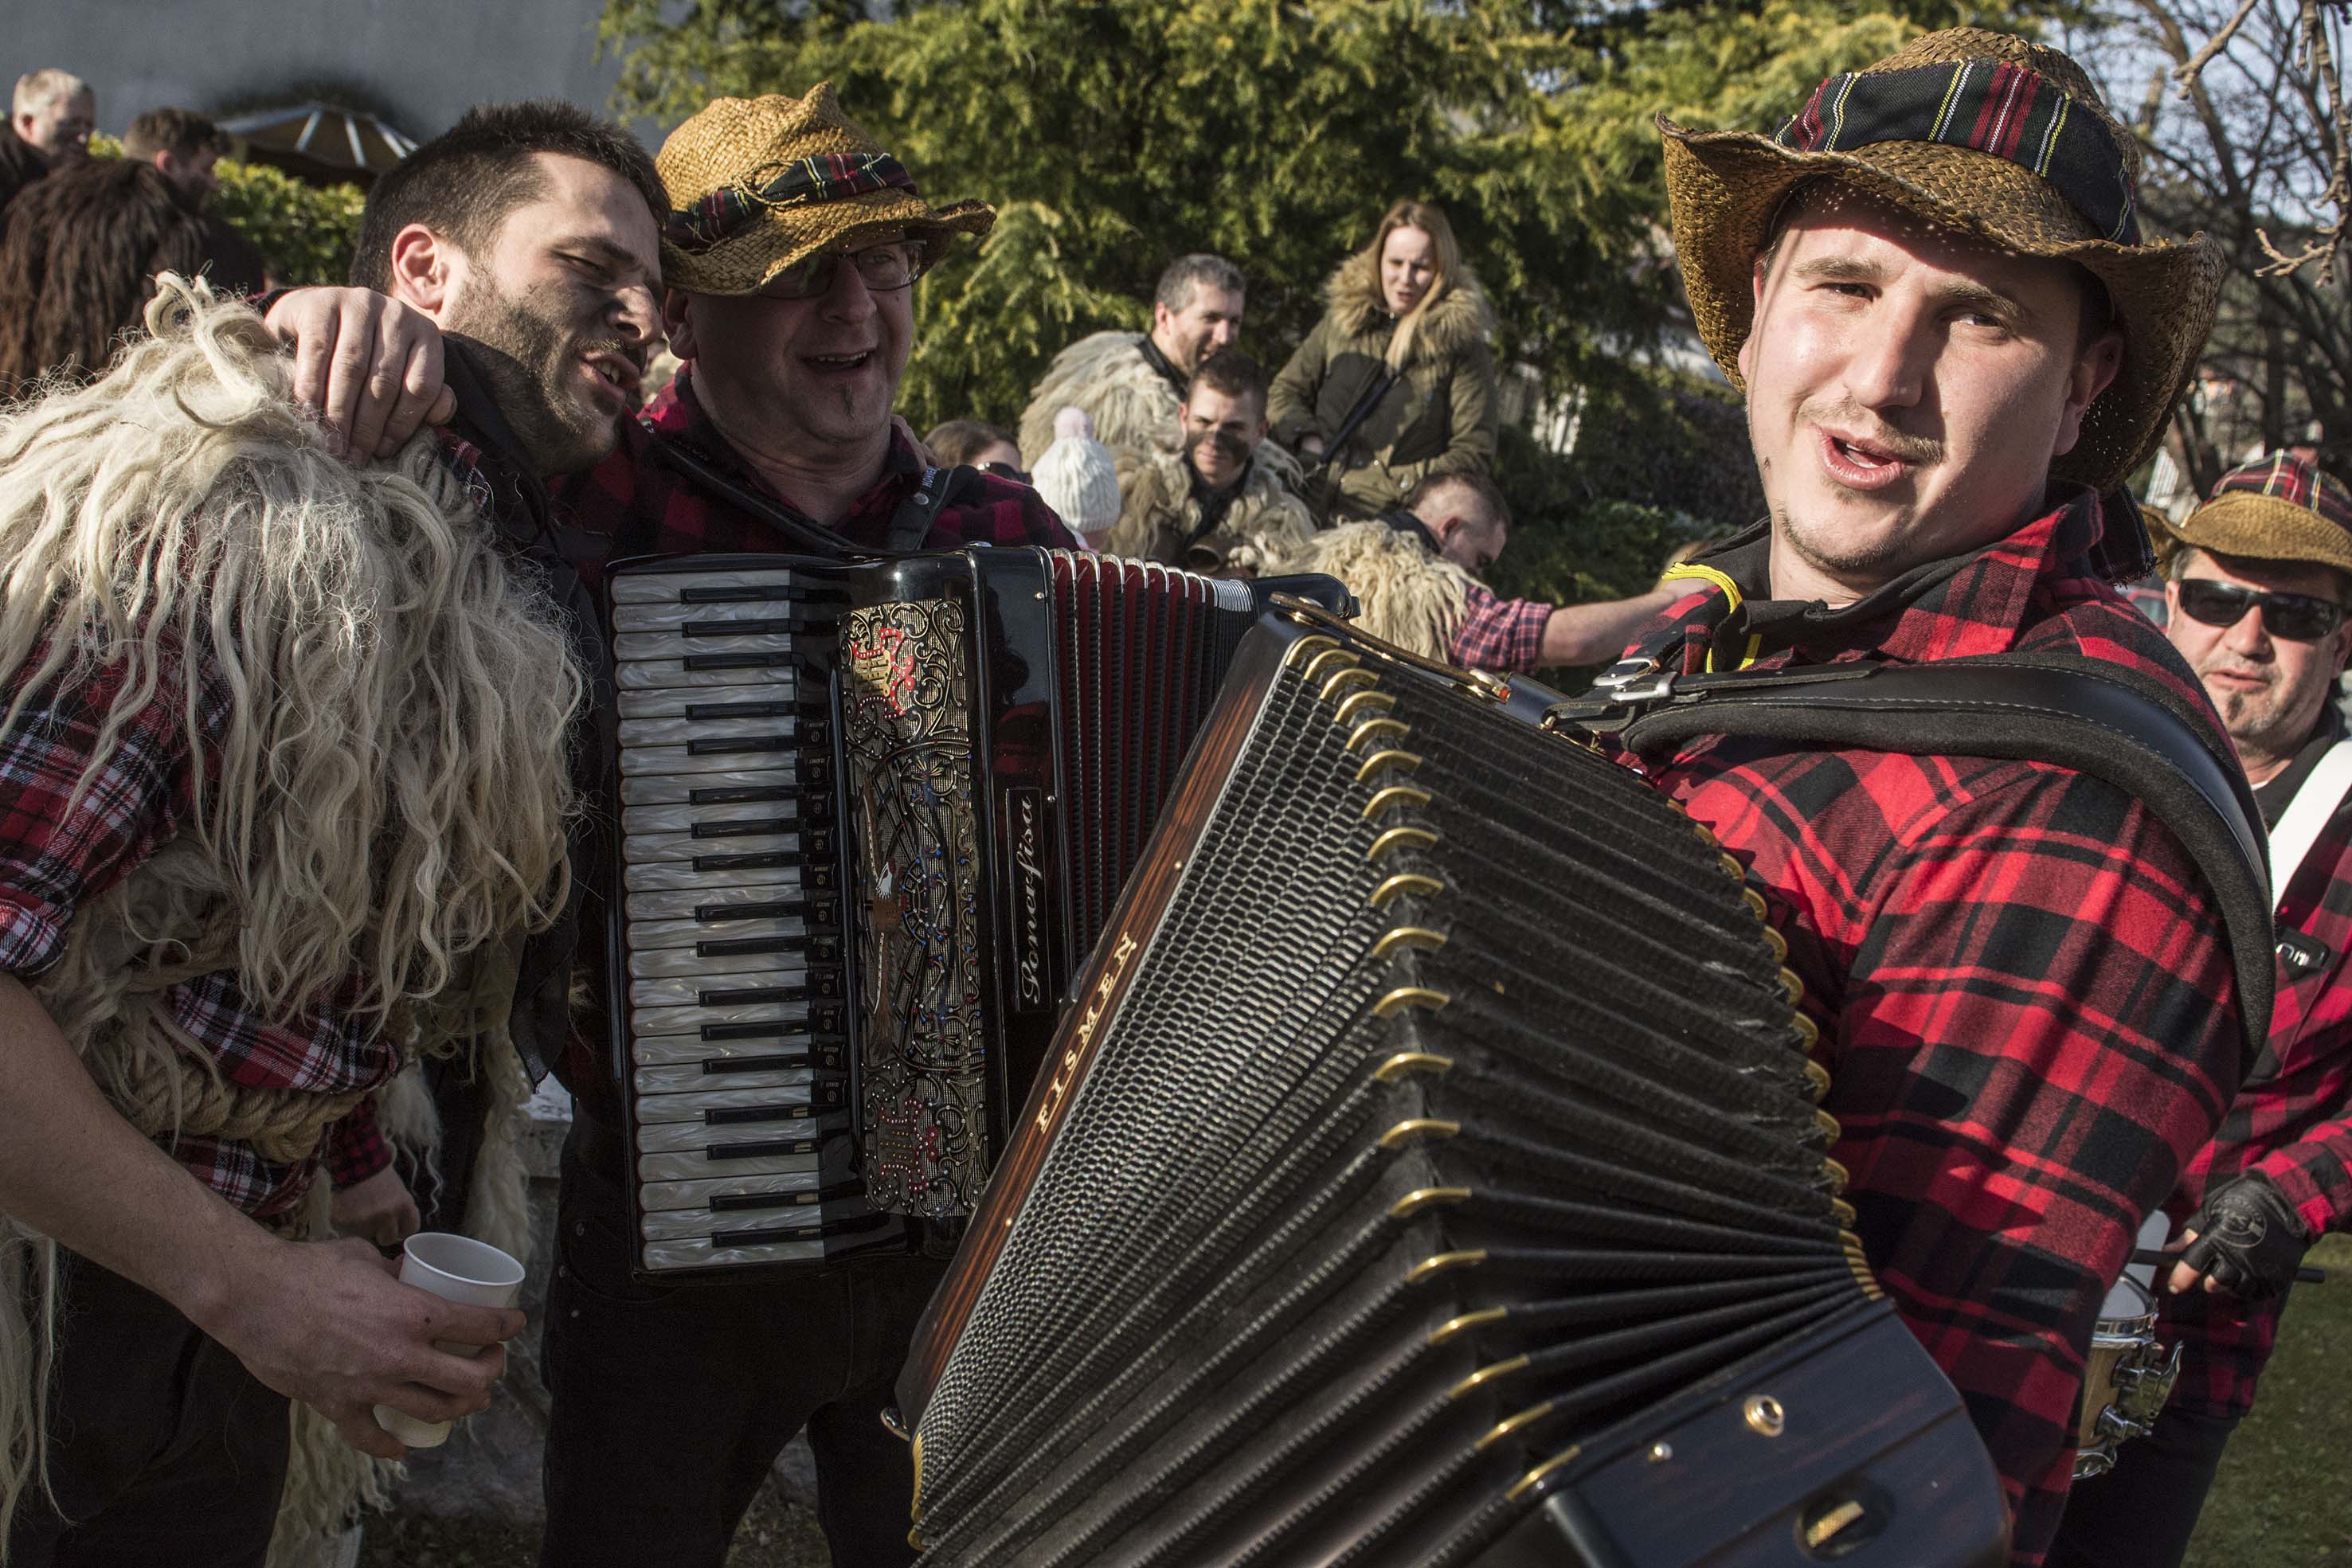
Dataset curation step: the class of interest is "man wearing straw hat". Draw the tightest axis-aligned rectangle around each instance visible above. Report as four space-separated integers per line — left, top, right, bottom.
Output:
1616 27 2243 1562
2048 452 2352 1566
539 86 1077 1568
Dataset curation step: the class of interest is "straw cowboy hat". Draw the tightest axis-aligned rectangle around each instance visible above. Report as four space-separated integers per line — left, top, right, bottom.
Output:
2162 452 2352 578
656 82 994 296
1659 27 2224 495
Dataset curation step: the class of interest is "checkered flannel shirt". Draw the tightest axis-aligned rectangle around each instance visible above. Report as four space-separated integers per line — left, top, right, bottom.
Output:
2162 771 2352 1418
1610 490 2243 1564
1448 585 1552 673
554 368 1078 597
549 368 1076 1116
0 627 398 1221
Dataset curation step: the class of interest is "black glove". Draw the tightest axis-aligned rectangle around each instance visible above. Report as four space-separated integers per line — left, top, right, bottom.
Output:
2177 1173 2311 1301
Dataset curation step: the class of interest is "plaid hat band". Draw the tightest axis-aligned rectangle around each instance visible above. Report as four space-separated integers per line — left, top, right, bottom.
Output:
663 151 918 255
2212 453 2352 532
1776 59 2139 243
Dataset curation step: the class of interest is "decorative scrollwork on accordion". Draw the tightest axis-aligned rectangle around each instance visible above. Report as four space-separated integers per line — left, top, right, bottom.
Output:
844 598 990 1217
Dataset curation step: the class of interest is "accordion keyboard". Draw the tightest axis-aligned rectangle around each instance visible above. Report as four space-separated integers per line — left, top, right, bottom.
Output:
611 562 886 1273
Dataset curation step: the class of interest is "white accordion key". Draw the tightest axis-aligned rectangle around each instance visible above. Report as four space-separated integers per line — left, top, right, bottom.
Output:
624 800 803 838
617 678 796 720
629 1083 833 1123
632 1062 825 1094
636 1144 828 1183
628 938 824 980
623 884 808 923
630 998 820 1039
613 628 801 661
639 1164 851 1214
636 1112 822 1154
627 913 810 952
617 713 801 749
628 1034 835 1069
630 964 813 1013
624 855 807 893
610 566 805 604
620 769 804 808
620 741 804 779
623 827 802 867
617 659 794 691
640 1234 836 1272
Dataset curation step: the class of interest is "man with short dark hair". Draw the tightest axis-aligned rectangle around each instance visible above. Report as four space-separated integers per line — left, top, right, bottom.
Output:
0 93 664 1568
1607 27 2244 1561
1018 251 1246 463
1 68 92 217
1274 469 1676 670
1102 347 1315 571
123 108 227 204
2049 452 2352 1568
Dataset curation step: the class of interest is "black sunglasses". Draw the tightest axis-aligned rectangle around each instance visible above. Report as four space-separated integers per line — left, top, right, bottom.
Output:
2176 578 2348 641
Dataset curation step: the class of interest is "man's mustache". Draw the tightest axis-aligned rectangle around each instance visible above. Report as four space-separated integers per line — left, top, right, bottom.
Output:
1798 397 1943 465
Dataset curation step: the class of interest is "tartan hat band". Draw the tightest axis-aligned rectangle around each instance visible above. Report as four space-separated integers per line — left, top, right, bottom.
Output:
1776 60 2139 244
663 151 918 255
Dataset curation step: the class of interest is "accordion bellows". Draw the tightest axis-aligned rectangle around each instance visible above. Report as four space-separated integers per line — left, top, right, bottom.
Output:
901 612 2005 1567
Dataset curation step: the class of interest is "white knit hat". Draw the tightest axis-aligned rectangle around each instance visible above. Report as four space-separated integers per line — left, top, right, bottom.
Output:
1031 430 1120 535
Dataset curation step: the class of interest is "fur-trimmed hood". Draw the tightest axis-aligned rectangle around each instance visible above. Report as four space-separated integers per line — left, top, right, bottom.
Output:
1321 251 1496 369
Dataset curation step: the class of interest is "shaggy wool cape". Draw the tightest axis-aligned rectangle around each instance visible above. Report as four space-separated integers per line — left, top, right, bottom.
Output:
1017 329 1184 468
0 279 583 1565
1269 519 1477 663
1102 441 1317 575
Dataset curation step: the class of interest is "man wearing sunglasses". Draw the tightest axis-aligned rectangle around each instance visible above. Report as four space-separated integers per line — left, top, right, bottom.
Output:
2051 451 2352 1567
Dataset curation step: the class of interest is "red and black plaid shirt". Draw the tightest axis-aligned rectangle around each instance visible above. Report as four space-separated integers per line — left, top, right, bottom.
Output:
1449 585 1552 672
0 631 392 1221
2162 765 2352 1418
1611 490 2242 1565
555 368 1077 595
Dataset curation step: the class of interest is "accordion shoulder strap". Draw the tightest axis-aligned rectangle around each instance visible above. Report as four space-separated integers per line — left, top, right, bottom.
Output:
885 464 983 552
1571 651 2274 1063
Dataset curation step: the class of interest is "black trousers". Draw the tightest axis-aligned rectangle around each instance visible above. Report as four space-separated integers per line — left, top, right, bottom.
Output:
2045 1406 2243 1568
538 1116 941 1568
6 1252 289 1568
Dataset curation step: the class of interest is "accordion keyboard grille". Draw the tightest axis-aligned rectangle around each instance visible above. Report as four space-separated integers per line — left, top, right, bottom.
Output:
911 629 1861 1567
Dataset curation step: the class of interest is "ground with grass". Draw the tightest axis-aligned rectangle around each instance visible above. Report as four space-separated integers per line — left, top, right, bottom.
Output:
2182 1230 2352 1566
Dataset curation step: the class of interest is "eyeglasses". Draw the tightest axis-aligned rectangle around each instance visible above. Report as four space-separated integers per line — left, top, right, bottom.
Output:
757 241 928 300
979 461 1031 485
2175 578 2348 641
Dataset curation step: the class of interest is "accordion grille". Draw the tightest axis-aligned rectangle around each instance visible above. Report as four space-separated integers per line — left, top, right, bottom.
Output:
910 630 1867 1567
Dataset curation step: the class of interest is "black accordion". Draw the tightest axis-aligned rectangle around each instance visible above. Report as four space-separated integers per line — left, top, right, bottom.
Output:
605 547 1347 1278
896 606 2009 1567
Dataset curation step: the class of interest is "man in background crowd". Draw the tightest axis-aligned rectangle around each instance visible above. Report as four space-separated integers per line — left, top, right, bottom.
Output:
1 68 93 217
1019 251 1244 463
1274 469 1672 670
1102 347 1314 573
124 106 268 294
2051 452 2352 1568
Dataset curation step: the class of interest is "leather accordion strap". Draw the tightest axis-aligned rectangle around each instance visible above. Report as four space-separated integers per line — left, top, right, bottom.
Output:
1561 651 2275 1062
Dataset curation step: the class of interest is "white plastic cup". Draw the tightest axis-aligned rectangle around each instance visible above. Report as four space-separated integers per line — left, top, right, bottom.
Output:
372 1232 526 1449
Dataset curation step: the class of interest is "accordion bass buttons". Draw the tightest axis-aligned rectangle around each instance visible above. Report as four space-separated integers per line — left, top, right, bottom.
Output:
610 563 873 1274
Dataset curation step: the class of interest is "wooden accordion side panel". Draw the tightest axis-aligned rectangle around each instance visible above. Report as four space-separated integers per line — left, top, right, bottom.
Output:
897 611 2006 1568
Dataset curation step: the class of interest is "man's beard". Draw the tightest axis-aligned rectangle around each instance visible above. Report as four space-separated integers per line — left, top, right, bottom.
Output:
2196 656 2311 762
444 280 639 478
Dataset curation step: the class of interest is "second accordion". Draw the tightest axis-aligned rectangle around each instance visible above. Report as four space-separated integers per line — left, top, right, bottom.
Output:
604 546 1347 1277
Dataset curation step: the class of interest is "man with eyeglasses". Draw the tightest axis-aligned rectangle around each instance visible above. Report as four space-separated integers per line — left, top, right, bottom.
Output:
2049 450 2352 1568
535 87 1077 1568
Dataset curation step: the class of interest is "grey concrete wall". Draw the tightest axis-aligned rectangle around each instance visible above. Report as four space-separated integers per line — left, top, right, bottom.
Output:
9 0 647 145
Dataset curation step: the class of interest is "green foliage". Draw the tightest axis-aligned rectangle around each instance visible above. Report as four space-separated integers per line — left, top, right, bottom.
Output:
600 0 2068 436
1488 373 1761 607
209 159 365 286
